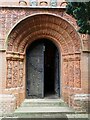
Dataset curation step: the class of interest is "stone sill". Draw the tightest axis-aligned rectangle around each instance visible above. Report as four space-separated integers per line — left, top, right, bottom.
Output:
0 5 66 9
0 49 6 52
82 50 90 53
0 94 16 100
73 94 90 101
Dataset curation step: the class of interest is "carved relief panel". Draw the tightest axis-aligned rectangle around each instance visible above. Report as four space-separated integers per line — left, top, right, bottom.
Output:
19 61 24 87
74 60 81 88
6 60 13 88
6 54 24 88
63 54 81 89
13 61 19 87
63 60 69 87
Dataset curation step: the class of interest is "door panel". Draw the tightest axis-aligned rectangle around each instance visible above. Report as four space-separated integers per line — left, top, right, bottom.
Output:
26 43 44 98
26 40 60 99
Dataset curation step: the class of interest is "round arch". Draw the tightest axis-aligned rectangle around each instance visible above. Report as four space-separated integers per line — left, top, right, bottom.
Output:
6 13 81 54
6 13 82 107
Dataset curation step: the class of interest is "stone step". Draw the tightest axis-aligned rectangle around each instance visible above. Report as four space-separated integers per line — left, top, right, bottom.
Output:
14 106 75 118
14 99 76 118
21 99 67 107
1 114 89 119
66 114 89 119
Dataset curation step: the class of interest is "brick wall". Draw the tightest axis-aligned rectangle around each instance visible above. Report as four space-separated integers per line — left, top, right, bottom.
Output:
0 94 16 116
0 7 89 113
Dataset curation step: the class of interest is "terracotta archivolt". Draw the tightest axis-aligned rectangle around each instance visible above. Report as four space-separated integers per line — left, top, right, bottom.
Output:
7 14 81 55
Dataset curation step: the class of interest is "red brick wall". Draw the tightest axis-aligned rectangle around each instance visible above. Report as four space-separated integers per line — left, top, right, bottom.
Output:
0 7 89 111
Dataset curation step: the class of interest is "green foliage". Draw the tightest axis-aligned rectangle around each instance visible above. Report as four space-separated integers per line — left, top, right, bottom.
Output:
66 2 90 34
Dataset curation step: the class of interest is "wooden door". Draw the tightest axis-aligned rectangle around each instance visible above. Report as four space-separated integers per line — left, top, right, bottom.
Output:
26 42 44 98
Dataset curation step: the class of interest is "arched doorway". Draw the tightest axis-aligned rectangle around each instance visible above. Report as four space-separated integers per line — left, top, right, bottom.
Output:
26 39 60 99
6 13 81 107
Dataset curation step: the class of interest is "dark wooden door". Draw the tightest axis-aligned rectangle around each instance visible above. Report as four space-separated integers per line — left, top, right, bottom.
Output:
26 40 60 99
55 49 60 97
26 42 44 98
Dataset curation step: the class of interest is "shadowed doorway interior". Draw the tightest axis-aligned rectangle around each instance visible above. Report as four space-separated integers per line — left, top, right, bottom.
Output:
26 39 60 99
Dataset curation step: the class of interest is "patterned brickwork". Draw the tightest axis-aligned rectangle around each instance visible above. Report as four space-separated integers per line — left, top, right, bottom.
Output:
62 54 81 104
0 94 16 116
6 53 24 88
71 94 90 112
7 14 81 54
0 7 89 112
6 60 13 88
5 12 82 107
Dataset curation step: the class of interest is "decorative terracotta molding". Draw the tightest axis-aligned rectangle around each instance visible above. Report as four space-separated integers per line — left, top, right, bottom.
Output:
60 2 67 7
5 13 82 107
6 60 13 88
63 54 81 62
19 0 27 6
6 59 24 88
7 14 81 55
6 52 25 60
39 1 48 6
0 49 6 52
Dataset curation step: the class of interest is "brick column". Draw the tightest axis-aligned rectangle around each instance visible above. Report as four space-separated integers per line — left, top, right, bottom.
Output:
79 51 90 112
72 35 90 112
81 52 89 94
81 35 90 94
0 35 6 94
0 50 6 94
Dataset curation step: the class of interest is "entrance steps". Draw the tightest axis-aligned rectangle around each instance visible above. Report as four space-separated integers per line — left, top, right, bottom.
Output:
21 99 67 107
14 99 76 118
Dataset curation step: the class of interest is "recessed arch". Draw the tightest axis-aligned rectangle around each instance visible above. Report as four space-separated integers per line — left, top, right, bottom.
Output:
6 13 82 106
19 31 67 54
25 36 61 56
6 13 82 55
